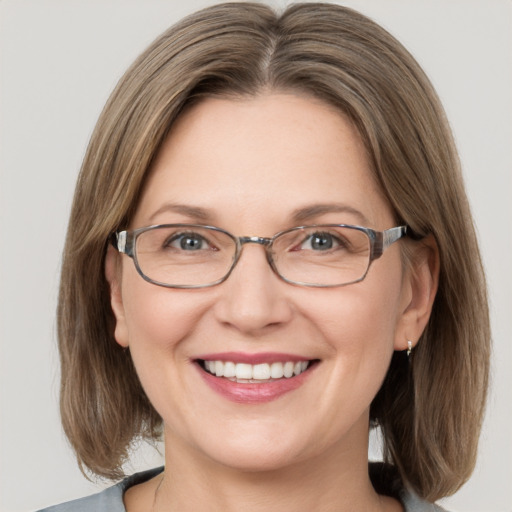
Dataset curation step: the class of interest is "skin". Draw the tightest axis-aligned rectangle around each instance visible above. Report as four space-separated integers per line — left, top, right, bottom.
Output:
106 93 438 512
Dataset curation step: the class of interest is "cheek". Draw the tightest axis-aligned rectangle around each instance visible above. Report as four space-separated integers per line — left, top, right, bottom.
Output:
308 279 401 350
306 259 404 385
121 271 206 349
119 271 214 399
118 275 216 421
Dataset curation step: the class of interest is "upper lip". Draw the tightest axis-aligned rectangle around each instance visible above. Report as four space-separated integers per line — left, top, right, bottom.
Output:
194 352 315 364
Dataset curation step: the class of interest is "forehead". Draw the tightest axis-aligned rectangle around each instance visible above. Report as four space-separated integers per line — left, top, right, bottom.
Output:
134 93 393 231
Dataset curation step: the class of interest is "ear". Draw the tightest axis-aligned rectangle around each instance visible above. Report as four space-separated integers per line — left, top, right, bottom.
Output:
394 235 440 352
105 245 130 348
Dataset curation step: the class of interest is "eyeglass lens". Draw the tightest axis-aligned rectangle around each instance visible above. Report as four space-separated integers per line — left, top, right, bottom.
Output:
133 225 372 288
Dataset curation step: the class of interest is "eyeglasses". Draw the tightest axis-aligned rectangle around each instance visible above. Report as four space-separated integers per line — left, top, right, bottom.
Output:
111 224 407 289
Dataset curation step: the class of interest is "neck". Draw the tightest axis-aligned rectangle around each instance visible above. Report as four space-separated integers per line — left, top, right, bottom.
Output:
152 425 393 512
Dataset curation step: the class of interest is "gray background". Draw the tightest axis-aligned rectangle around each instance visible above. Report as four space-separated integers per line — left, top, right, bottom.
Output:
1 1 510 511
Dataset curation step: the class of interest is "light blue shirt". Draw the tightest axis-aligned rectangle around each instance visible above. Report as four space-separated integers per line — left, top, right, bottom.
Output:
37 466 448 512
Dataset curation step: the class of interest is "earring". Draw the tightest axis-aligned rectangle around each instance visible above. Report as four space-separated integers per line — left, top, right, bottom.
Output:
407 340 413 357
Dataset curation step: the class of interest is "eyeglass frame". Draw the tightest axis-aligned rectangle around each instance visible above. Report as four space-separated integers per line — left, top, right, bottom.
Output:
110 223 408 289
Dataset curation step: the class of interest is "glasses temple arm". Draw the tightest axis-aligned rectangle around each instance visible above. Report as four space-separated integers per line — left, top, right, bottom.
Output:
382 226 407 249
109 231 130 255
370 226 408 260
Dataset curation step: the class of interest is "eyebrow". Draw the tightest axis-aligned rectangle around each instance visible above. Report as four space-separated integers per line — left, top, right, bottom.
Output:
148 203 214 223
149 202 370 227
291 203 370 225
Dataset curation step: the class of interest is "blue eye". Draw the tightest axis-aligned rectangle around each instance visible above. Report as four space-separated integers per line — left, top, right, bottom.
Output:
168 233 209 251
301 232 340 251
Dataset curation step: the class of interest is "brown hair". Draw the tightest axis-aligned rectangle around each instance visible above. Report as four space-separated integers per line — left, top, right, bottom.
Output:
57 2 490 501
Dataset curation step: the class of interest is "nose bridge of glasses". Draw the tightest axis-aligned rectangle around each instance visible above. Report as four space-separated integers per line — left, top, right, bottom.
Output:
232 235 275 273
238 236 272 247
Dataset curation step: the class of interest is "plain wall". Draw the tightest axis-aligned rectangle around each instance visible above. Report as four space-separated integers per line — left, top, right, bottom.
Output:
1 1 511 511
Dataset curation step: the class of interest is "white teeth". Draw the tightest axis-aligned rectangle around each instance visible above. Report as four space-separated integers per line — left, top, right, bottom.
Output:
202 359 311 380
270 362 284 379
253 363 270 380
283 361 294 378
235 363 253 380
223 361 236 378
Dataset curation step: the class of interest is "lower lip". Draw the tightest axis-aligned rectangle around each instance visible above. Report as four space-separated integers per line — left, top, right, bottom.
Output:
196 363 314 404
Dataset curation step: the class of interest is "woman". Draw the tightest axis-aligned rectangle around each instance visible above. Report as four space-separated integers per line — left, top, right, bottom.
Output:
39 2 489 511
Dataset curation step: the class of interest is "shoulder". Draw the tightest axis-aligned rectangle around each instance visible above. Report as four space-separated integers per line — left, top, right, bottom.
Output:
369 463 450 512
401 489 450 512
36 467 164 512
36 484 123 512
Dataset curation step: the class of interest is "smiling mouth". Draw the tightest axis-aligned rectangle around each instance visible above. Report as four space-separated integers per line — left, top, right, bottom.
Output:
198 359 317 383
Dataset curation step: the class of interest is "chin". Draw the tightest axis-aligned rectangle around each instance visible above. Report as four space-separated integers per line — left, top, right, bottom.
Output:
206 442 308 474
182 416 337 475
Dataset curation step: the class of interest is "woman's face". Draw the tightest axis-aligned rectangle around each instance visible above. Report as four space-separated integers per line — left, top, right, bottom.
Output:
108 93 416 472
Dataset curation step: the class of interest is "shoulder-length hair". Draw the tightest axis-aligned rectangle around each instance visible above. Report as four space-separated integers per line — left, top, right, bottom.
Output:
58 2 490 501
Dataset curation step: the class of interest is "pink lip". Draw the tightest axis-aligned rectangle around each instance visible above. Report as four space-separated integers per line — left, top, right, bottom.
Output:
194 355 317 404
195 352 309 364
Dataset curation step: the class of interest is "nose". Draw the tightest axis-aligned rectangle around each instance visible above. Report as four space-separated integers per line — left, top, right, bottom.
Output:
213 242 293 334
